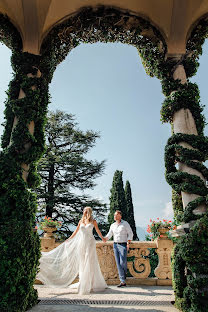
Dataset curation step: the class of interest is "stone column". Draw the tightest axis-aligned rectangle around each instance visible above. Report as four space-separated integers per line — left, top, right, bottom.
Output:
172 64 207 232
9 69 41 181
0 51 50 312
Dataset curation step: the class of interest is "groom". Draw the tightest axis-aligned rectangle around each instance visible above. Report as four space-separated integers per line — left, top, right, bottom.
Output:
104 210 133 287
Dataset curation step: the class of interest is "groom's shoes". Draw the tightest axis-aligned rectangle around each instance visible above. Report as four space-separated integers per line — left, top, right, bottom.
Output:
117 282 126 287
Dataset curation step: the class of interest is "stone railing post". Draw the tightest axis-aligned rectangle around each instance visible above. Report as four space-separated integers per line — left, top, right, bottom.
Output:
154 233 173 281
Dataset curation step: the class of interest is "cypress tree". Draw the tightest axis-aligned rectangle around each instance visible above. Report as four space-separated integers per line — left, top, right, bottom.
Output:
125 180 138 240
108 170 127 224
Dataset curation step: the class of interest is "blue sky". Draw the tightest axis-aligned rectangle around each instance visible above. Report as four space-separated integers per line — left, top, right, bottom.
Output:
0 41 208 229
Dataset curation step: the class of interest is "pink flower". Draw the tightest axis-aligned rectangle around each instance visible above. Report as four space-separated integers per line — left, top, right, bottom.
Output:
35 226 38 229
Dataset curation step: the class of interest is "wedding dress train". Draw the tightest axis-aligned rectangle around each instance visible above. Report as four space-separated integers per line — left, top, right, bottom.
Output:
36 223 107 294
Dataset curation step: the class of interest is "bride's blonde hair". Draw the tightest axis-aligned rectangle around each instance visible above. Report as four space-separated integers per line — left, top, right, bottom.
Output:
81 206 93 223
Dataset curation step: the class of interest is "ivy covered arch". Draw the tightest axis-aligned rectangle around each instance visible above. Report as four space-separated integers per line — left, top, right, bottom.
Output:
39 6 167 81
0 5 208 312
40 7 208 312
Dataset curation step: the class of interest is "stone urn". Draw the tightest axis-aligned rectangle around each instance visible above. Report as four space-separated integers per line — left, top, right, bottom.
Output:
158 227 169 239
42 226 57 239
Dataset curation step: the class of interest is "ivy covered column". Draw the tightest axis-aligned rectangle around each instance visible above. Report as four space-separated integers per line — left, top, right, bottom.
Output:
165 62 208 227
0 51 51 312
161 54 208 311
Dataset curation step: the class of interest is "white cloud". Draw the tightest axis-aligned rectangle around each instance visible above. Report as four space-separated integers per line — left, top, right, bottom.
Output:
162 202 174 219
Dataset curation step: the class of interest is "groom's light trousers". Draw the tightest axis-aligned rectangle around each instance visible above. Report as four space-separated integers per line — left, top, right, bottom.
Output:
113 242 127 283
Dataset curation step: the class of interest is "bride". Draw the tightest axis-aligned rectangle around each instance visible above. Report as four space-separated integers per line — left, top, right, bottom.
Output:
36 207 107 294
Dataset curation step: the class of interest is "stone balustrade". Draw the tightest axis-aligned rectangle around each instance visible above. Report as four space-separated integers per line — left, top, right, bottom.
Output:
36 230 173 286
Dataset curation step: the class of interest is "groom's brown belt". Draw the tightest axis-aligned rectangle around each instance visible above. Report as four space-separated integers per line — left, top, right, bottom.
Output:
114 242 127 245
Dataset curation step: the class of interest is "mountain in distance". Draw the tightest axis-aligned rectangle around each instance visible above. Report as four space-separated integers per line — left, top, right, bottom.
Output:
136 226 147 241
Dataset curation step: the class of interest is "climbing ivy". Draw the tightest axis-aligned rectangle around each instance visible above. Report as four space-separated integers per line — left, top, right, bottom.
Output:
0 15 50 311
160 17 208 312
173 215 208 312
40 6 167 81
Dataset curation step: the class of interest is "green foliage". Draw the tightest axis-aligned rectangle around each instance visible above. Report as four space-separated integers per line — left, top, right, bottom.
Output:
125 181 138 240
172 243 188 311
0 154 41 311
160 83 206 135
145 235 158 277
148 248 158 278
159 16 208 312
36 110 107 238
0 19 49 311
180 215 208 269
0 14 22 51
164 133 208 223
173 215 208 312
108 170 127 224
172 189 183 222
40 6 167 81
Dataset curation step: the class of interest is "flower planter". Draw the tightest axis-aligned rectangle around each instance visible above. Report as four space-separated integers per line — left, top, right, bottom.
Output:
158 227 169 239
42 226 57 239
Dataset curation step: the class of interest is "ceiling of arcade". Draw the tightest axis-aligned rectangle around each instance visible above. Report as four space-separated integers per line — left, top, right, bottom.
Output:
0 0 208 55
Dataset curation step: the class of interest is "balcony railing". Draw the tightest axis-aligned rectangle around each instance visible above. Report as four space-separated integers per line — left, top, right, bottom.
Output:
36 229 173 286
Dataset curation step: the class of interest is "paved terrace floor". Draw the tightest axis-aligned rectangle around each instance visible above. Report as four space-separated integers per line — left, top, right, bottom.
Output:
28 285 179 312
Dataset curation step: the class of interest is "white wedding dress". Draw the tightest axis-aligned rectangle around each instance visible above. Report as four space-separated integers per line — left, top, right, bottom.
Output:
36 223 107 294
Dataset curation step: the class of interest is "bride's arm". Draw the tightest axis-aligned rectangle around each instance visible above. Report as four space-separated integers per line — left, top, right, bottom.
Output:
93 220 106 242
66 220 81 241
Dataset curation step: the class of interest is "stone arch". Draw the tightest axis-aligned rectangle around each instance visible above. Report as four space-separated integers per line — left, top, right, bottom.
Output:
0 14 22 51
185 13 208 51
40 5 168 49
40 5 167 80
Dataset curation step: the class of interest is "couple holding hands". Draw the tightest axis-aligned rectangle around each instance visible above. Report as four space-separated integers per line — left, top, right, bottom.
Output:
37 207 133 294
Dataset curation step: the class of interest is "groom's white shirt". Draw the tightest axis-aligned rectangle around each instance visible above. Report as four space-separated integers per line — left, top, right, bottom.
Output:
106 219 133 243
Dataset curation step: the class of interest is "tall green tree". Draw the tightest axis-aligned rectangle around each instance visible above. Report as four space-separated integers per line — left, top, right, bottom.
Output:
125 180 138 240
36 110 107 239
108 170 127 224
